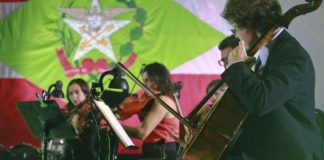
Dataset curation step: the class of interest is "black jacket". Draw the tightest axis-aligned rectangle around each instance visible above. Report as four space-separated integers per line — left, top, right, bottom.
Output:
221 30 323 160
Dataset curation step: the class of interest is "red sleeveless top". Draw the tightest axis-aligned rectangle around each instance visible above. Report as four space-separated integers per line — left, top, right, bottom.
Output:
138 96 179 143
143 117 179 143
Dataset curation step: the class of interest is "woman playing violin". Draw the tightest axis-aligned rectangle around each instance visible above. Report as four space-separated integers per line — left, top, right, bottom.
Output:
121 62 179 160
63 78 102 160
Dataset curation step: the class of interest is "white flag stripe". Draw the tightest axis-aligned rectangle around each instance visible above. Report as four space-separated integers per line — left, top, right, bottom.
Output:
0 2 26 19
171 0 229 74
0 2 27 78
171 45 224 74
0 62 22 78
176 0 231 35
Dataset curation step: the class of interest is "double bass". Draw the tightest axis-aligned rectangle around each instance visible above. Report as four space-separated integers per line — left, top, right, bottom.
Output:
178 0 323 159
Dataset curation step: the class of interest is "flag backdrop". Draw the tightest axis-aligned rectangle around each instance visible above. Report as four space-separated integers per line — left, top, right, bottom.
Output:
0 0 230 154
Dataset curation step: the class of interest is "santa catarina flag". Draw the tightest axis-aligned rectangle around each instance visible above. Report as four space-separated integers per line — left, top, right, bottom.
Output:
0 0 228 153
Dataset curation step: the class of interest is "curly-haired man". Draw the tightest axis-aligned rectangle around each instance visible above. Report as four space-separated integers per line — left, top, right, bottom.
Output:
220 0 323 159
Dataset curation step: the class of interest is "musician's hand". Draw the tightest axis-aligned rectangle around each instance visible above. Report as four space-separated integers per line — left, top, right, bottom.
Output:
226 40 249 68
183 126 193 146
111 107 121 119
76 103 91 117
71 114 81 135
111 107 119 112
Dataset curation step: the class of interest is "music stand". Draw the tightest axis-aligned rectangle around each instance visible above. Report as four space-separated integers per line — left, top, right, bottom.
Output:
16 100 76 160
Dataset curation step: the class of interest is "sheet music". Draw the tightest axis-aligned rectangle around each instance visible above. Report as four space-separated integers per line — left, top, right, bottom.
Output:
94 100 136 149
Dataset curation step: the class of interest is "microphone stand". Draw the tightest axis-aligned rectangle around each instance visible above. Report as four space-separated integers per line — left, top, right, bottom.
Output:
89 91 118 160
41 121 49 160
35 80 65 160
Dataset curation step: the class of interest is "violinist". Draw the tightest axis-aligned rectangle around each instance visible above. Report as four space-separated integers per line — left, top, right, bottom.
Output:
63 78 102 160
120 62 179 160
220 0 323 159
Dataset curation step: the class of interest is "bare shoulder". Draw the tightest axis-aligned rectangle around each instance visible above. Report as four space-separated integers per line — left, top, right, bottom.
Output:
159 95 176 105
156 95 177 115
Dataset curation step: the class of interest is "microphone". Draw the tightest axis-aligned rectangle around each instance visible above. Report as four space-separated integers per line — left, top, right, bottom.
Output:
55 80 63 91
36 80 65 103
51 80 64 98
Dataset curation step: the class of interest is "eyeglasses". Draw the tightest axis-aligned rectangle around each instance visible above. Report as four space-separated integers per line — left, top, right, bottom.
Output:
218 57 228 66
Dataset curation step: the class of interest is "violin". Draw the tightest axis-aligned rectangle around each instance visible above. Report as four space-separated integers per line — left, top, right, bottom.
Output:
65 97 92 118
116 93 153 120
65 97 99 134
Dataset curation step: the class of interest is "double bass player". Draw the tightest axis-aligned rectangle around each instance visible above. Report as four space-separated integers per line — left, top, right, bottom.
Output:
220 0 323 159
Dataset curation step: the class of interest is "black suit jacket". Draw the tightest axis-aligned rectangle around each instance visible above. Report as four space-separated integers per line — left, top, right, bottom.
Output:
221 30 323 160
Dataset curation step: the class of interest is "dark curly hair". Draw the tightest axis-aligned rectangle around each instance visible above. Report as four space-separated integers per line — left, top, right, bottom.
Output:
222 0 282 34
141 62 174 96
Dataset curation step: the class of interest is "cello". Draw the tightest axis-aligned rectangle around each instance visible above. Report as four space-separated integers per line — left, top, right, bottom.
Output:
178 0 323 159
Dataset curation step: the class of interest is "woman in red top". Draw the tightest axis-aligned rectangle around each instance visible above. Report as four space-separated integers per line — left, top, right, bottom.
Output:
122 62 179 160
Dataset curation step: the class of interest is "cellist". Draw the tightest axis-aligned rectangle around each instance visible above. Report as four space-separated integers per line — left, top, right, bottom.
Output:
220 0 323 159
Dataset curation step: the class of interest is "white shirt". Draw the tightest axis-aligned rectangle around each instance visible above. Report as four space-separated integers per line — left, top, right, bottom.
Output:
254 28 284 69
226 28 284 69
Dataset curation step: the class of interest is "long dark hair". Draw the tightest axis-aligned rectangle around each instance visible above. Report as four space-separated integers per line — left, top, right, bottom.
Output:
141 62 174 96
66 78 90 111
